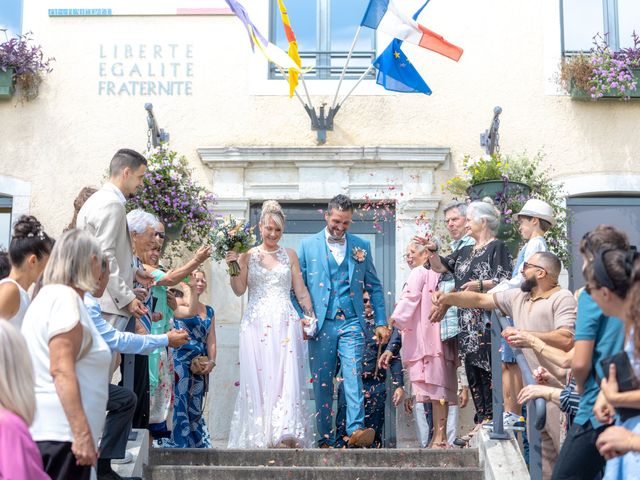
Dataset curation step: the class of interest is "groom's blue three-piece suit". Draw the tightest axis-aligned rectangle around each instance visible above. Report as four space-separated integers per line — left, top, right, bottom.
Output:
295 230 386 447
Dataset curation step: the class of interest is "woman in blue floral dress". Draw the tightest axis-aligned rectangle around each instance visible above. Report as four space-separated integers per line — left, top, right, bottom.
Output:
170 270 217 448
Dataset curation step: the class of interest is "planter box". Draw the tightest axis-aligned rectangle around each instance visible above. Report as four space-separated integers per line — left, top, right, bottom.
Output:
467 180 531 202
0 68 15 99
570 68 640 100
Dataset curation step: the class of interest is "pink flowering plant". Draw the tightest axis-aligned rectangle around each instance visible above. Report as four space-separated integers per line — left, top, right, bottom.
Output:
560 33 640 100
127 145 216 252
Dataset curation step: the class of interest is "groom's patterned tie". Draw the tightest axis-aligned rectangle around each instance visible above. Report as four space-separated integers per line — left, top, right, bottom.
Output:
327 236 346 245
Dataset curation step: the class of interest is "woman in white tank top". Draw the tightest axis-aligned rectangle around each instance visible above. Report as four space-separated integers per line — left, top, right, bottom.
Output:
0 216 53 328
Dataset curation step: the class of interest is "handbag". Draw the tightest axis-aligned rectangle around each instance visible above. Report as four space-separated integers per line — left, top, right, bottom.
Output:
599 351 640 422
190 355 210 375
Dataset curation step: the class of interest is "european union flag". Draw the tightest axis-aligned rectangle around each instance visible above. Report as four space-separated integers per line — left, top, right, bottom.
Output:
373 38 432 95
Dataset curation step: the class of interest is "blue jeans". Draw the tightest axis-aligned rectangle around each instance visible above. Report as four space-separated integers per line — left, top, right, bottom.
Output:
308 315 365 446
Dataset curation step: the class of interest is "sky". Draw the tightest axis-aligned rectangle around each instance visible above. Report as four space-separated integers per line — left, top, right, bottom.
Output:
0 0 22 39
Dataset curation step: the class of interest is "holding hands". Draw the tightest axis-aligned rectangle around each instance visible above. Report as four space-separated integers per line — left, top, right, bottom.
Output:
375 325 391 345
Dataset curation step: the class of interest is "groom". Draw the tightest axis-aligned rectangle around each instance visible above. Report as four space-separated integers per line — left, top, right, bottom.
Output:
296 194 389 448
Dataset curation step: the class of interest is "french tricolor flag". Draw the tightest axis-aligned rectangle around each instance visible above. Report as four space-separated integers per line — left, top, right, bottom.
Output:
361 0 463 62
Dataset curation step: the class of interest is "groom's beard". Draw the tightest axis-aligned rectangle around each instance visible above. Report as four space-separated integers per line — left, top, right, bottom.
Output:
326 226 347 238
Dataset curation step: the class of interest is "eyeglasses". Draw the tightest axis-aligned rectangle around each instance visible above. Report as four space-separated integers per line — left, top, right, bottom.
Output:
585 283 601 295
523 261 547 273
155 232 166 239
363 298 371 304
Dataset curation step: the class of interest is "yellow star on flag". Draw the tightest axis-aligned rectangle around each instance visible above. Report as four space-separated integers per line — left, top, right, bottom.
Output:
393 51 400 59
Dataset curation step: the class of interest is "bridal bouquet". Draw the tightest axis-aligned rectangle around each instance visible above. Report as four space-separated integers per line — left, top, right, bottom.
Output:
210 215 256 276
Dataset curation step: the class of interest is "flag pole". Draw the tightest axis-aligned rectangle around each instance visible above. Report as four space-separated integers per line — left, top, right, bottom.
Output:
331 26 362 109
299 74 315 111
337 64 373 108
276 65 307 108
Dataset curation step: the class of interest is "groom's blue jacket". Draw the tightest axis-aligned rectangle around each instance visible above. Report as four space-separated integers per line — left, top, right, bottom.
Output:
294 230 387 333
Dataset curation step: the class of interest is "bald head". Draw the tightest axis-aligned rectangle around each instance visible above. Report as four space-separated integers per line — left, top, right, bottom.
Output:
531 252 562 279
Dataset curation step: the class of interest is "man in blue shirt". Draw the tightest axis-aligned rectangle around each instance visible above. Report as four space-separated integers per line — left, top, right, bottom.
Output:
89 259 188 480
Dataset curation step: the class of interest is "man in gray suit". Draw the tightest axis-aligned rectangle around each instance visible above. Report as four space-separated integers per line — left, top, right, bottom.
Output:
77 148 151 330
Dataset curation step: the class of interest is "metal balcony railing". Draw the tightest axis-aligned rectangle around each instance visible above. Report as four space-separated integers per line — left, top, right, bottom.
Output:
490 309 547 480
269 50 376 80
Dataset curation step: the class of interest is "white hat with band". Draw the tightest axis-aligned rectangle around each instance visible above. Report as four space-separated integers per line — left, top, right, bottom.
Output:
513 198 556 226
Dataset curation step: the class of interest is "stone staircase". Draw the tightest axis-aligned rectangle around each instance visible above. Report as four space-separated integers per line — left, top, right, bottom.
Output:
145 447 483 480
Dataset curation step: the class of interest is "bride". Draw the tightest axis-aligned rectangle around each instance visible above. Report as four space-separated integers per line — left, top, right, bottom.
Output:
226 200 315 448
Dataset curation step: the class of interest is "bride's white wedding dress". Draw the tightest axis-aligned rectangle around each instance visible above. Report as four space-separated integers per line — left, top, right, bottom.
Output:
227 246 313 448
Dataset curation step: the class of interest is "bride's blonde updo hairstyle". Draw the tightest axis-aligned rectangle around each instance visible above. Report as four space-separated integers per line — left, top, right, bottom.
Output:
260 200 286 230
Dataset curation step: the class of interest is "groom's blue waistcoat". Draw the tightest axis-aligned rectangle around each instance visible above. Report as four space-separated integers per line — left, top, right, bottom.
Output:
326 248 356 320
295 230 386 333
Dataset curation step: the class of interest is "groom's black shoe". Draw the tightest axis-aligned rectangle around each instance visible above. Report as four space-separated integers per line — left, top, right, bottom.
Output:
347 428 375 448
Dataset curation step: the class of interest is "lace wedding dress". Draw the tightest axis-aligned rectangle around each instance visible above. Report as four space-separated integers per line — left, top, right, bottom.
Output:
227 247 313 448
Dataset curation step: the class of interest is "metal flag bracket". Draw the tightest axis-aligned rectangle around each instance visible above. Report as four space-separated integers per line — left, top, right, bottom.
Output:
145 103 170 149
480 106 502 155
303 103 341 144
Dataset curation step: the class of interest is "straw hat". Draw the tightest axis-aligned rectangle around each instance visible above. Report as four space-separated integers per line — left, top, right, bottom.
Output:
513 199 556 226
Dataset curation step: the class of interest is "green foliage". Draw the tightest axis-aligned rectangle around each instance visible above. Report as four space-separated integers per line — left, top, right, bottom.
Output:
126 145 215 257
444 152 571 267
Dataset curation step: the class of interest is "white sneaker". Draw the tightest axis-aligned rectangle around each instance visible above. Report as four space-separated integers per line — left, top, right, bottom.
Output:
503 411 526 429
111 451 133 464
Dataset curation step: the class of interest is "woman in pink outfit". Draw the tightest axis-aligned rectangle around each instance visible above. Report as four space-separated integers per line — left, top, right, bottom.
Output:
0 321 50 480
390 241 458 448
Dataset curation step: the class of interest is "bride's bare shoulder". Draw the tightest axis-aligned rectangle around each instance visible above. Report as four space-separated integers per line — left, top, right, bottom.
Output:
285 247 299 261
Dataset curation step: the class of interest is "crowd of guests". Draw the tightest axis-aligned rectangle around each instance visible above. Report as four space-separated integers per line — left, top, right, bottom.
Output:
1 147 640 480
0 149 215 480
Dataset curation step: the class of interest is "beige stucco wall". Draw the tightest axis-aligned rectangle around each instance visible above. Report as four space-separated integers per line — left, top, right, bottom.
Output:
1 0 638 237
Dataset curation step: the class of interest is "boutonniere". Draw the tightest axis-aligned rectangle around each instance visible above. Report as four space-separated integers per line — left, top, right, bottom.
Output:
352 246 367 263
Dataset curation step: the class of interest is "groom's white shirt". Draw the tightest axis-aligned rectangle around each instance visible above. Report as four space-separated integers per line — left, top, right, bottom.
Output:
324 228 346 265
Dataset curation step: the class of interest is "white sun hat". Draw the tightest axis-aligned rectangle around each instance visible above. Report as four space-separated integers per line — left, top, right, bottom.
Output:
513 198 556 226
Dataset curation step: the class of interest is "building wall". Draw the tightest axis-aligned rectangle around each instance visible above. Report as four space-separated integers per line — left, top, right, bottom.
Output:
1 0 638 443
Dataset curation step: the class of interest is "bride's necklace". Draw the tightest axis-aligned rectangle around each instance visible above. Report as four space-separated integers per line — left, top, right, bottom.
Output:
259 244 280 253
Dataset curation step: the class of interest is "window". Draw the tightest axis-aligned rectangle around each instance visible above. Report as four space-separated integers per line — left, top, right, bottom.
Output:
567 196 640 290
561 0 640 53
270 0 375 80
0 0 23 38
0 196 12 250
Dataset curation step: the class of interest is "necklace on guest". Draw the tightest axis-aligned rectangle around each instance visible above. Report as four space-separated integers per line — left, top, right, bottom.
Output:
473 238 495 251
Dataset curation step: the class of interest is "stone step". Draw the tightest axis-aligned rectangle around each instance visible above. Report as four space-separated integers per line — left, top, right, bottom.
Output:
149 448 480 468
145 465 484 480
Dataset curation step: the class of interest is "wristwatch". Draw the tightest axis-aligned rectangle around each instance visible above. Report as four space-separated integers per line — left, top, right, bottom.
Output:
428 245 438 253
